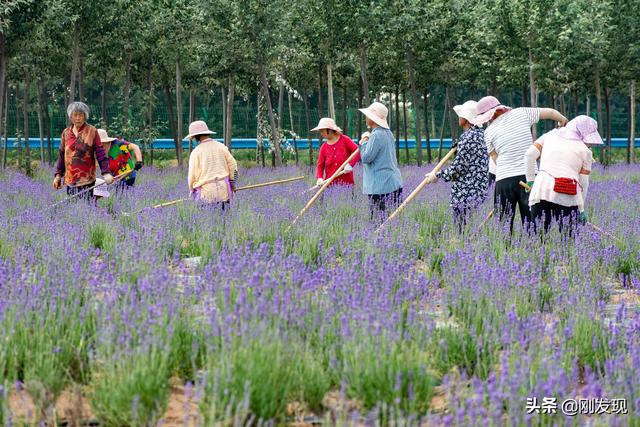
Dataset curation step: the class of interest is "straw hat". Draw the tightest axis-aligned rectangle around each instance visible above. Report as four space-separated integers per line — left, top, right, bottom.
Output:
310 117 343 133
453 100 478 122
358 102 390 129
185 120 216 140
471 96 511 126
98 129 116 143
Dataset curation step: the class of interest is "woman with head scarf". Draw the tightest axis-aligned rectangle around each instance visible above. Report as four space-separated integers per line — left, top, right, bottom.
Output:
524 115 603 233
313 118 360 187
53 102 112 203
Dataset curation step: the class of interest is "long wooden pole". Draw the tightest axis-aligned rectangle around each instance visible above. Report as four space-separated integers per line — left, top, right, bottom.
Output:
376 147 456 232
236 175 304 191
287 149 360 231
45 170 134 212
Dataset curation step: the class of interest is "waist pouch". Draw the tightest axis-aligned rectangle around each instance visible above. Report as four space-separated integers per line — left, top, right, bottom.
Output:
553 177 578 195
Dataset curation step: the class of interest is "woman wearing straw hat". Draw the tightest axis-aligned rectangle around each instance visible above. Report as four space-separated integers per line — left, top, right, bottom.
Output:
471 96 567 232
424 100 489 231
186 120 238 208
97 129 143 189
53 102 113 203
358 102 403 220
524 115 602 233
313 118 360 187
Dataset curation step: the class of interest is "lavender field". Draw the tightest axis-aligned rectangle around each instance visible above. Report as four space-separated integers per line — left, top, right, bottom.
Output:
0 165 639 426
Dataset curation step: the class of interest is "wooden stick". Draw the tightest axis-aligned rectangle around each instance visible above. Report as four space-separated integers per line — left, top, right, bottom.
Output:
287 150 360 231
478 208 495 229
376 147 456 232
518 181 622 243
123 197 189 216
236 175 304 191
45 170 134 212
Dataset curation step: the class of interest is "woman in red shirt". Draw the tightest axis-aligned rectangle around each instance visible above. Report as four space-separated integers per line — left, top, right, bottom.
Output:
312 118 360 187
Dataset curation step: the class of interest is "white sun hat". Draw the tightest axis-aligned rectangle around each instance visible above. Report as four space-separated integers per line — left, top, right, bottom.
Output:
358 102 390 129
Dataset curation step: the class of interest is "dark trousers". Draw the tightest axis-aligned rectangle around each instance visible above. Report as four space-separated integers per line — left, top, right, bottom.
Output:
114 177 136 193
488 172 496 187
494 175 532 233
452 205 471 233
368 188 403 221
531 200 578 234
66 183 96 204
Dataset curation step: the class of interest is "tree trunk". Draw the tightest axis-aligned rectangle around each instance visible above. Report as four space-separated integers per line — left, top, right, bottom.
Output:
1 81 7 169
15 84 22 166
604 86 612 165
225 74 235 149
288 90 298 166
317 65 323 120
572 90 579 118
277 72 285 131
406 49 422 166
359 46 370 106
327 62 335 119
69 21 80 104
342 84 348 135
595 72 604 163
123 54 132 118
423 88 432 164
260 66 282 166
357 77 363 139
23 72 31 175
146 66 154 166
45 99 52 164
446 86 457 141
586 95 590 116
560 93 566 118
78 57 84 101
394 85 400 160
175 61 183 162
188 89 195 154
402 91 409 163
101 77 107 125
221 86 226 141
438 93 447 161
528 46 538 139
303 87 312 165
0 31 6 150
257 92 265 167
37 79 45 164
631 80 636 164
164 81 182 167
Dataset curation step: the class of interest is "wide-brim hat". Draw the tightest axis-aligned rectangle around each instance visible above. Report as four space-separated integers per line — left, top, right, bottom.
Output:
311 117 342 133
453 100 478 122
98 129 116 143
471 96 511 126
358 102 389 129
185 120 216 140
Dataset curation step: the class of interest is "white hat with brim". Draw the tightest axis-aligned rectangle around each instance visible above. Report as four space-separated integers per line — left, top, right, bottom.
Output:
185 120 216 140
358 102 390 129
311 117 343 133
98 129 116 143
453 100 478 122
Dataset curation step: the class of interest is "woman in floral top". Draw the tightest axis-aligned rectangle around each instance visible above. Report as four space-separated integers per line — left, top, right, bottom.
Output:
424 100 489 231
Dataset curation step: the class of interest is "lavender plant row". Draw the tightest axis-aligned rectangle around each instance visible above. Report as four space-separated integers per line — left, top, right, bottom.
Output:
0 165 638 426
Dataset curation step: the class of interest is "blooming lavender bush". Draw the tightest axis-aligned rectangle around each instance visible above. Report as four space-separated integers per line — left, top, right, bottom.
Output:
0 163 638 426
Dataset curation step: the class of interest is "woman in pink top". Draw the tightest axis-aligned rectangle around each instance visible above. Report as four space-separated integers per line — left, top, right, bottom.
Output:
312 118 360 187
524 115 603 233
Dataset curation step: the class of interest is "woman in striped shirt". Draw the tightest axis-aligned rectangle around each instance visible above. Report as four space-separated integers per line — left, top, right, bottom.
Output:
471 96 567 233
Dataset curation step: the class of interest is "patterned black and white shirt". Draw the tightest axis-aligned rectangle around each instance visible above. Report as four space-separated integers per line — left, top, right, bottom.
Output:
436 126 489 208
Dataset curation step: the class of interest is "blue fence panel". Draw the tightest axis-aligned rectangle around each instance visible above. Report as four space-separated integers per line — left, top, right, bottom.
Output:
5 137 638 150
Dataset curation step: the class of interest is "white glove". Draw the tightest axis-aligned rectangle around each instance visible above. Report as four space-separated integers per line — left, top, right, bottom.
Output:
103 173 114 185
343 164 353 172
316 178 324 186
424 173 438 184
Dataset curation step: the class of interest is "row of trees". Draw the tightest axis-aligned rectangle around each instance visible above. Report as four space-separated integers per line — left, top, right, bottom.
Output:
1 0 638 172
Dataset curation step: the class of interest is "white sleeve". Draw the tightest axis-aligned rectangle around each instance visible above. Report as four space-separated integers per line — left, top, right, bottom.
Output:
524 144 541 182
579 174 589 212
